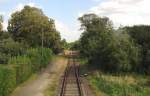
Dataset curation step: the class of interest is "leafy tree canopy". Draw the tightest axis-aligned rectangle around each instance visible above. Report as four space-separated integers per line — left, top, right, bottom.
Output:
78 14 140 72
125 25 150 74
8 6 61 53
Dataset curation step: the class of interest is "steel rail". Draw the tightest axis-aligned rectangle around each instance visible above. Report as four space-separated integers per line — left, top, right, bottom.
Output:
60 58 70 96
73 58 83 96
59 55 83 96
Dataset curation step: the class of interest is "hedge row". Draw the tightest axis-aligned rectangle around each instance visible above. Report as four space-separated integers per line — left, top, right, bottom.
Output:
0 65 16 96
0 48 53 96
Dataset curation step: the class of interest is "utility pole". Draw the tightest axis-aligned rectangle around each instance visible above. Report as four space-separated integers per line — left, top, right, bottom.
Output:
42 27 44 59
41 24 44 70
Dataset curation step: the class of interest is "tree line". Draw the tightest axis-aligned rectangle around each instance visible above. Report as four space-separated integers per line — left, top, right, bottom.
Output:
0 6 65 96
0 5 66 64
75 14 150 74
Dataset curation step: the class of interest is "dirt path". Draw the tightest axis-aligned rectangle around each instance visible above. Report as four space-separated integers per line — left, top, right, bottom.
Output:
11 56 67 96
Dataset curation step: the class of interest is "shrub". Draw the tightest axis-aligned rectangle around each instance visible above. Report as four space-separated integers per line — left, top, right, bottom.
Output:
0 38 27 64
8 55 32 84
0 65 16 96
8 48 53 83
0 52 10 64
26 48 53 72
0 48 53 96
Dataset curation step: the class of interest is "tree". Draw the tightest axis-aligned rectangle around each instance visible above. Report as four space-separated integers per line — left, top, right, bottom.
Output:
61 39 68 50
0 38 27 64
125 25 150 74
78 14 140 72
8 6 61 53
69 40 81 50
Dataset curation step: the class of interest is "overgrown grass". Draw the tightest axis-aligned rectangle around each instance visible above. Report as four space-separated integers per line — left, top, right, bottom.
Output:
88 73 150 96
44 76 58 96
79 58 150 96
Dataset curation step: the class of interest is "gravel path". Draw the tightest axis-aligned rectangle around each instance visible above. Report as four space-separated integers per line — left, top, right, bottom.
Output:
11 56 67 96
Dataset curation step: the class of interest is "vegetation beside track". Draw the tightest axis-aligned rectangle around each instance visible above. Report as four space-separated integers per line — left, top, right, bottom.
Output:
0 48 53 96
88 73 150 96
80 58 150 96
0 5 66 96
71 13 150 95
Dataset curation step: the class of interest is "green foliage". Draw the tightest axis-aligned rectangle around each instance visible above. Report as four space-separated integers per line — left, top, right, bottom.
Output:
0 32 11 40
0 48 53 96
0 38 26 64
78 14 140 72
89 75 150 96
8 6 62 53
0 5 61 96
0 52 10 64
61 39 69 50
69 40 81 50
26 48 52 71
8 55 32 84
125 25 150 74
125 25 150 47
0 65 16 96
0 38 26 56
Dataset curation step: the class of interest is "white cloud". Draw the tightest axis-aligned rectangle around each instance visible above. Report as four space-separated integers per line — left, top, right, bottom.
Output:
27 2 35 7
55 20 81 42
0 12 6 30
2 21 7 30
0 11 6 15
55 20 71 40
84 0 150 27
9 2 36 17
2 2 37 31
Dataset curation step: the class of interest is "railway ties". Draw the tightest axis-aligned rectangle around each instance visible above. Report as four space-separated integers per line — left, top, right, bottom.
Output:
58 57 83 96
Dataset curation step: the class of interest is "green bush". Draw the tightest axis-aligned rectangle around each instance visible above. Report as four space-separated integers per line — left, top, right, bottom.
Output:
0 52 10 64
0 38 27 64
26 48 53 72
8 48 52 83
0 48 53 96
8 55 32 84
0 65 16 96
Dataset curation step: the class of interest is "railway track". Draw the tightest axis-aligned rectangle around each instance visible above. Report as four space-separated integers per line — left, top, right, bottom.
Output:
58 56 83 96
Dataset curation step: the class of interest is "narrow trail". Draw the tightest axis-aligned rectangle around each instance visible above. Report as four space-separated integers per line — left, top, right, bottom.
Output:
11 56 67 96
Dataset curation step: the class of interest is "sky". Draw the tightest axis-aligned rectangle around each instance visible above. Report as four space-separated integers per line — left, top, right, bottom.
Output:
0 0 150 42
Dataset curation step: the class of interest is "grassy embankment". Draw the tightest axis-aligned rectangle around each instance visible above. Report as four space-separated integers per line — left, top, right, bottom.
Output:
80 58 150 96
